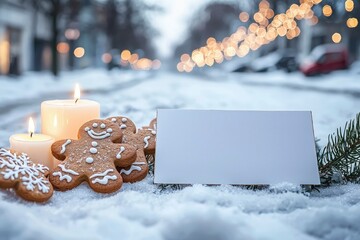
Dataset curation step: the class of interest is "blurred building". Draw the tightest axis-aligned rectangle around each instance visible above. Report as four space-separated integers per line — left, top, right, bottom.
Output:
0 0 52 75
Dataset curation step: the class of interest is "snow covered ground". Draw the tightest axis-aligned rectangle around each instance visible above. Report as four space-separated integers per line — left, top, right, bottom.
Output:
1 69 360 240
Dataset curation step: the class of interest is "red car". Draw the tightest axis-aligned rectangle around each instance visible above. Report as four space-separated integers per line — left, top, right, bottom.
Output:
300 44 349 76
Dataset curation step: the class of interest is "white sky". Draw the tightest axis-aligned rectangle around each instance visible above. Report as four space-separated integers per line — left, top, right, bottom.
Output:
147 0 208 58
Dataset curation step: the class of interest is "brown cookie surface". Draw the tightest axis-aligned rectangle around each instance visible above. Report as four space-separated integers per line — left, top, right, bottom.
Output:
0 148 53 202
107 116 156 182
49 119 137 193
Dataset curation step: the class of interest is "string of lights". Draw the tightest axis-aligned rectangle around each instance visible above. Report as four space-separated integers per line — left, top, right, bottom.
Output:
177 0 357 73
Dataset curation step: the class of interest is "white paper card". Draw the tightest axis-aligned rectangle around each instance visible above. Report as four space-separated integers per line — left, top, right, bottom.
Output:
154 110 320 185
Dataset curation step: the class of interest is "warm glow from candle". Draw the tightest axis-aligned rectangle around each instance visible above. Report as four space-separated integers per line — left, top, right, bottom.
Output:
74 84 80 102
28 117 35 137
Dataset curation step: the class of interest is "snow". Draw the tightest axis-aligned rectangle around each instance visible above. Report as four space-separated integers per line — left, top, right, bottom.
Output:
1 69 360 239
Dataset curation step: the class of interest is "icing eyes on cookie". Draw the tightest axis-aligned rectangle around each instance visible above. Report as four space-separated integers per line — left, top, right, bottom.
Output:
85 127 90 131
111 118 116 122
107 128 113 133
100 123 106 129
92 123 98 128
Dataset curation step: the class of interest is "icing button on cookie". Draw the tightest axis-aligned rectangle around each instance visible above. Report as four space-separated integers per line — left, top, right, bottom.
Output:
86 157 94 164
90 148 98 154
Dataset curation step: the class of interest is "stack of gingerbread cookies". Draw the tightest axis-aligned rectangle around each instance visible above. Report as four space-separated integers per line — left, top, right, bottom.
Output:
0 116 157 202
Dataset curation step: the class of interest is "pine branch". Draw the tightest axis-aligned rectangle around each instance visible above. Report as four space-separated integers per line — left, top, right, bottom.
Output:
318 113 360 184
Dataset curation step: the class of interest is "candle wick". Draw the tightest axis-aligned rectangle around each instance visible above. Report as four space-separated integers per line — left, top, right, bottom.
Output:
30 132 33 138
75 98 79 104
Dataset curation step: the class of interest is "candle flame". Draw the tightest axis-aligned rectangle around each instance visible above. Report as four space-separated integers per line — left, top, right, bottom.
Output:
74 83 80 103
28 117 35 137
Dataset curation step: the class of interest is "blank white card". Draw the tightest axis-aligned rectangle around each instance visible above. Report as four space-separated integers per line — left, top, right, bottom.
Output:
154 110 320 185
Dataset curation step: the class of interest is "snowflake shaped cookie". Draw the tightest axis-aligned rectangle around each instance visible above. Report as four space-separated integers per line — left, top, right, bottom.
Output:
0 148 53 202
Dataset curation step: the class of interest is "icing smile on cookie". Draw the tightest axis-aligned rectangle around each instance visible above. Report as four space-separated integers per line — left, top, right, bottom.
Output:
85 126 113 139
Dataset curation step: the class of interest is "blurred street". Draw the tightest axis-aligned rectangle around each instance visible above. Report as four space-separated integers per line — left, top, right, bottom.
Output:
1 69 359 148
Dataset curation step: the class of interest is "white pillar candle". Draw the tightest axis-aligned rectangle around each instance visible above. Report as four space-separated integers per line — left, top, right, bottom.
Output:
9 118 55 168
41 84 100 140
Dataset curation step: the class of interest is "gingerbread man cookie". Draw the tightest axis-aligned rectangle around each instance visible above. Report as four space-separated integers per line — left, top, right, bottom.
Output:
107 116 156 182
142 118 157 164
0 148 53 202
50 119 137 193
142 118 157 132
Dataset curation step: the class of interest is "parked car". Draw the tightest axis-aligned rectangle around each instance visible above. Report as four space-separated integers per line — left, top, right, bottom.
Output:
300 44 349 76
249 50 298 73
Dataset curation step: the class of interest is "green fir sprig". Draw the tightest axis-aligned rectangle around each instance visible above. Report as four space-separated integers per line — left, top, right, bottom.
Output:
318 113 360 185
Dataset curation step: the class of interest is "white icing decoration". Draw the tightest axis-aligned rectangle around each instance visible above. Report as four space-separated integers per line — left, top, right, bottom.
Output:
120 162 146 175
146 128 156 135
147 123 157 135
60 139 72 154
90 169 114 178
100 123 106 129
116 146 125 159
144 136 151 148
90 148 98 154
120 124 126 129
52 172 72 183
111 118 116 122
92 123 98 128
87 130 111 139
122 118 127 123
86 157 94 164
58 164 79 175
0 148 50 193
92 175 117 185
90 169 117 185
85 127 90 131
91 141 98 147
52 164 79 182
107 128 113 133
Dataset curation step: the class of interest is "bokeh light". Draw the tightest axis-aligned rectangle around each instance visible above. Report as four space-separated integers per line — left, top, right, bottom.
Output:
121 50 131 61
57 42 69 54
239 12 249 22
65 28 80 40
152 59 162 70
345 0 354 12
74 47 85 58
332 33 342 43
322 5 332 17
101 53 112 64
347 18 358 28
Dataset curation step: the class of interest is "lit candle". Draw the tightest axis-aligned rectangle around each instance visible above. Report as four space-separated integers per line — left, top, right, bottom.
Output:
41 84 100 140
9 117 55 168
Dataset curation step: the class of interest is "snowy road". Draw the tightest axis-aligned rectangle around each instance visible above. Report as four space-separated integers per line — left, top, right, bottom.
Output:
1 69 360 240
